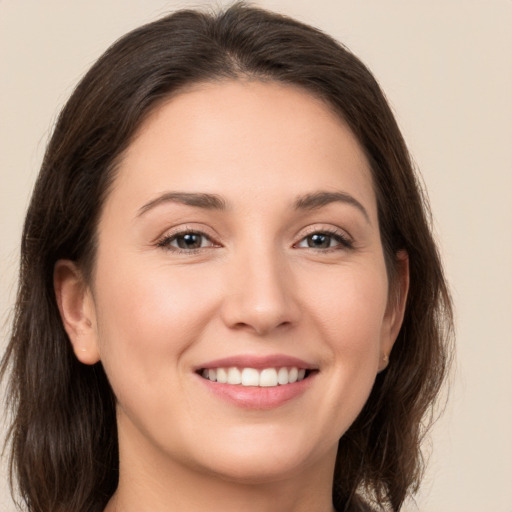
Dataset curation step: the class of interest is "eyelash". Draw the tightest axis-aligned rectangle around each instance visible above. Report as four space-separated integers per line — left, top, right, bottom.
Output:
156 227 353 254
294 227 354 252
157 229 218 254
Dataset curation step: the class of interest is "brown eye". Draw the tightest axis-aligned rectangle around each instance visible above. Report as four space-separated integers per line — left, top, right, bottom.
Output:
158 231 216 252
175 233 205 249
306 233 332 248
296 230 353 250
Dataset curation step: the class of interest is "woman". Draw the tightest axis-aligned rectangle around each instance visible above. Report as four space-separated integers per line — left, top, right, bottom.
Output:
1 4 453 512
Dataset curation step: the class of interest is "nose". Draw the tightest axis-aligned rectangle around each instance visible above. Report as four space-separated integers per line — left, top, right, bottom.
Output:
220 247 300 336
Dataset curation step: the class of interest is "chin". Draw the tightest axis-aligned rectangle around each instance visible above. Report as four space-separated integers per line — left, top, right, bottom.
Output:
199 452 312 485
182 424 334 485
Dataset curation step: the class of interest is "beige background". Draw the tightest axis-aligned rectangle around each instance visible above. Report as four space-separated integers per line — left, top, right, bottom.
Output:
1 1 511 511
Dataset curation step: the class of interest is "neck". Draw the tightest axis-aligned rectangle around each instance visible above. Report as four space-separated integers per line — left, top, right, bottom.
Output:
106 475 337 512
105 416 337 512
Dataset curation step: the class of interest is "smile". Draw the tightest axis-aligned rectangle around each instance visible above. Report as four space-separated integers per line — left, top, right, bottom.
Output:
200 367 309 387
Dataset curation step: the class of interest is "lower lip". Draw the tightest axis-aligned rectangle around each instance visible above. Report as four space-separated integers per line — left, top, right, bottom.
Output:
197 373 314 409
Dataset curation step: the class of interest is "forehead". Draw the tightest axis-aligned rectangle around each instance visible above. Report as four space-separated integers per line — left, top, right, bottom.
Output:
109 80 376 218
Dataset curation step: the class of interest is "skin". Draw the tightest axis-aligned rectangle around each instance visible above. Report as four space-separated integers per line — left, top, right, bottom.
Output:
55 80 408 512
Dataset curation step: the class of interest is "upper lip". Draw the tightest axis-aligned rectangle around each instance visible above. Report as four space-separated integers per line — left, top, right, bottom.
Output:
196 354 317 371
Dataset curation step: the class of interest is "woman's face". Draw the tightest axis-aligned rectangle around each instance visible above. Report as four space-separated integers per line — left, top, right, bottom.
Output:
65 81 405 483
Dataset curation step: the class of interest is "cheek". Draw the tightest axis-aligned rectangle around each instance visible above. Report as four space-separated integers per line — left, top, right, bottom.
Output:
302 264 389 429
305 262 389 347
91 254 221 395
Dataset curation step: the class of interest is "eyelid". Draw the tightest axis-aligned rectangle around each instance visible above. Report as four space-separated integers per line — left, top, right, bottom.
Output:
154 223 354 254
293 225 354 250
155 224 221 253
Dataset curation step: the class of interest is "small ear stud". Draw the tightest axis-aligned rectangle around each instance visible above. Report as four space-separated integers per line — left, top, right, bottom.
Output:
378 353 389 373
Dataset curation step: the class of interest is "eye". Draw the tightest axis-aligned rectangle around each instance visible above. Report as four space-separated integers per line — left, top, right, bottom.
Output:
296 230 352 250
157 230 217 252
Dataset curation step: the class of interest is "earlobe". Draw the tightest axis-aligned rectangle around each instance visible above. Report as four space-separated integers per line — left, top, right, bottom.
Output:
54 260 100 365
379 250 410 371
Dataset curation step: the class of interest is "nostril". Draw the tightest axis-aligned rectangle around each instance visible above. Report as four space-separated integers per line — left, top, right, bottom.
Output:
230 319 292 336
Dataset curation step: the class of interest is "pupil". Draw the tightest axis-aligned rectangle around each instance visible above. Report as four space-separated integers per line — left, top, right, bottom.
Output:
309 233 330 248
178 233 201 249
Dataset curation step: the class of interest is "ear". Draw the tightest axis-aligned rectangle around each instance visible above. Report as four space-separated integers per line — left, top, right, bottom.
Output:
54 260 100 365
379 250 409 371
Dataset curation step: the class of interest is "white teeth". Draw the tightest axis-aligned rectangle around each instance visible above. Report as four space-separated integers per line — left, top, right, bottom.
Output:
241 368 260 386
227 367 241 384
201 366 308 387
259 368 278 387
288 367 298 383
216 367 228 383
277 367 289 385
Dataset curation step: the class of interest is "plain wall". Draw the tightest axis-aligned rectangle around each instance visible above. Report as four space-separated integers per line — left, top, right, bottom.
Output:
1 1 511 510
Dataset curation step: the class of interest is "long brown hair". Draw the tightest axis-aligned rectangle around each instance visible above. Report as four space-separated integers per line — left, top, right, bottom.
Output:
1 4 453 511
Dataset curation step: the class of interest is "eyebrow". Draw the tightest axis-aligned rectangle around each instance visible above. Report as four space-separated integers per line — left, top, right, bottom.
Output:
294 191 371 224
137 189 370 224
138 192 226 216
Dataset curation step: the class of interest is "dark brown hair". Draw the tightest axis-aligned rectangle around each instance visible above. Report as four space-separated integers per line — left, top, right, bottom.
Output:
1 4 453 511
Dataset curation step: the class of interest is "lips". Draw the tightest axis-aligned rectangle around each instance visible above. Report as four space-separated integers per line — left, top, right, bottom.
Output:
195 354 317 409
198 354 315 371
